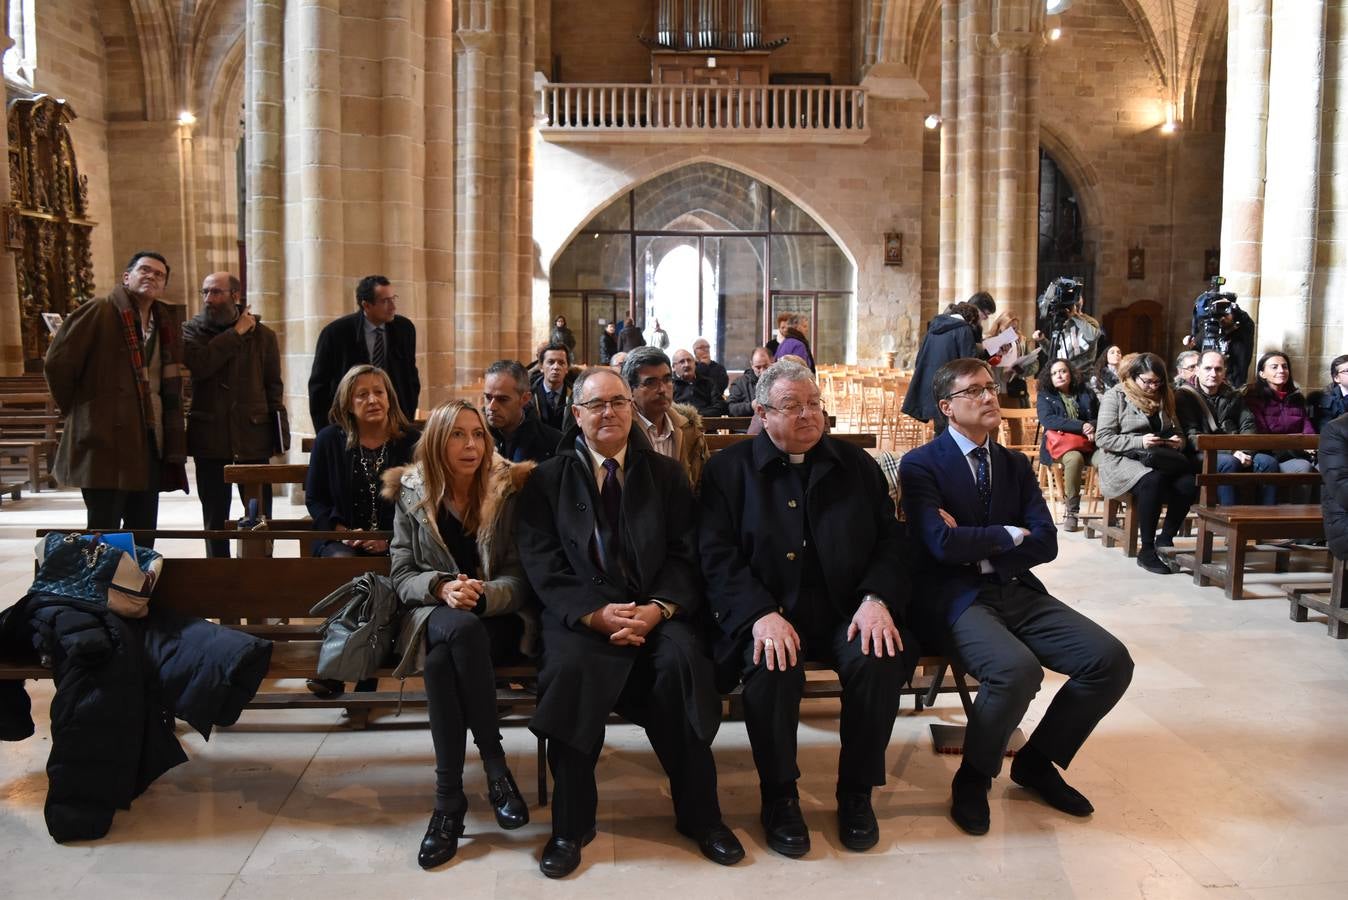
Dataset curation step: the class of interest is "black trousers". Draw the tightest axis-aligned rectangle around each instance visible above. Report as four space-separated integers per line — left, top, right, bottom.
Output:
950 579 1134 778
548 627 722 839
193 457 272 558
423 606 521 813
82 445 161 546
1131 468 1197 550
740 618 918 799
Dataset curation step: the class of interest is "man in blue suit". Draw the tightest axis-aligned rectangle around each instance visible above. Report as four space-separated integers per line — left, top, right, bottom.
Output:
900 358 1133 836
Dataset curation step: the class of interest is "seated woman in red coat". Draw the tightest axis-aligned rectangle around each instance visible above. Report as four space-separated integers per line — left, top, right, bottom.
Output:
1243 350 1317 498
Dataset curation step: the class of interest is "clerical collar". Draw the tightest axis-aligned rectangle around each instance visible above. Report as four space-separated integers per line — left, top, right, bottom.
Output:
788 452 806 464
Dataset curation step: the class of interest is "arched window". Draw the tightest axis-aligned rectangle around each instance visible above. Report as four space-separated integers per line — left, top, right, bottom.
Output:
3 0 36 88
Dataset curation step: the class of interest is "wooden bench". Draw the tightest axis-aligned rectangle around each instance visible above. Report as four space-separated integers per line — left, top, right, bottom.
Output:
1183 435 1325 598
0 413 63 492
1284 556 1348 638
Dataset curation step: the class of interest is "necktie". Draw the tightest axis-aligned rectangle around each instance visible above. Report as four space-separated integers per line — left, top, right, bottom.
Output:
601 458 622 528
372 327 386 370
970 446 992 515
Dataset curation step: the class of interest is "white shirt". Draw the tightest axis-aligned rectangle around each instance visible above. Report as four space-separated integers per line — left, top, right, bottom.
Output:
582 440 628 492
636 409 676 459
946 424 1025 573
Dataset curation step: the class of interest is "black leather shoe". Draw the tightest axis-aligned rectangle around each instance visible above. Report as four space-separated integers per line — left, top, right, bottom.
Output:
760 797 810 858
677 821 745 866
1136 549 1172 575
417 810 465 869
539 828 596 879
487 772 529 830
950 766 991 836
837 792 879 851
1010 754 1094 817
305 678 345 699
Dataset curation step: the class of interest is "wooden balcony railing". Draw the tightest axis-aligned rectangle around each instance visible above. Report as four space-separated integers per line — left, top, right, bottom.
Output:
538 83 870 144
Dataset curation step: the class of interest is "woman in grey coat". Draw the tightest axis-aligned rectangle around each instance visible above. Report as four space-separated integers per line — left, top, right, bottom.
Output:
382 400 539 869
1092 352 1197 575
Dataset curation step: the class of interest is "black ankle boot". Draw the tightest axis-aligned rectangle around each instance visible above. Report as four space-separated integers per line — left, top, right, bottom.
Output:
487 771 529 830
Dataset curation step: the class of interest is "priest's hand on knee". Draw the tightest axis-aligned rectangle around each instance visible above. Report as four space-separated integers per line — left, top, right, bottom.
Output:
848 597 902 658
751 612 800 671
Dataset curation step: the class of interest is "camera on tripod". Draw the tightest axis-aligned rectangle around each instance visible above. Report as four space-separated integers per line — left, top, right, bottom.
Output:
1038 276 1084 332
1194 276 1239 355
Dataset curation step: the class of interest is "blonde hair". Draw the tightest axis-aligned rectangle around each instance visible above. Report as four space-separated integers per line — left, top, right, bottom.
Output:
413 400 495 534
330 365 412 449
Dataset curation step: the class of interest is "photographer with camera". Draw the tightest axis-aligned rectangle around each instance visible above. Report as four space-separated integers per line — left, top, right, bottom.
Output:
1036 278 1104 374
1183 279 1254 388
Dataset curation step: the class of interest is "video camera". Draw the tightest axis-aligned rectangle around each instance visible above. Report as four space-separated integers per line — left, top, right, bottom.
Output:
1194 276 1239 355
1038 276 1084 333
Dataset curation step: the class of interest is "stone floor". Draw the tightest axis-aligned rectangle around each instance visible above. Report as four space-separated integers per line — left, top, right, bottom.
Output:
2 481 1347 898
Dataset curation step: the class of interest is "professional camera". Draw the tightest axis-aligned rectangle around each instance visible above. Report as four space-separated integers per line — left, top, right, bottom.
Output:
1193 276 1239 355
1038 276 1084 332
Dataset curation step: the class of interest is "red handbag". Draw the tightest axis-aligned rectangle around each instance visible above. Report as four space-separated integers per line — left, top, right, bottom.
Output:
1045 429 1095 460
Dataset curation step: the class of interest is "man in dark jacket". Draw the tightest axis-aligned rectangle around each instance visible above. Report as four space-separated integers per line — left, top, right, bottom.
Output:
44 251 188 536
482 359 561 462
1310 354 1348 432
692 337 730 398
673 348 728 416
308 274 420 431
617 316 646 352
901 301 980 430
529 342 577 432
516 367 743 877
727 347 772 417
1319 413 1348 633
182 272 287 556
1176 350 1276 505
699 360 918 858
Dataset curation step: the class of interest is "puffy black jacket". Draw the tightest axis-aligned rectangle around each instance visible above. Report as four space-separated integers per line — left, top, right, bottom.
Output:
1321 413 1348 560
1175 382 1256 447
0 596 271 842
902 315 978 423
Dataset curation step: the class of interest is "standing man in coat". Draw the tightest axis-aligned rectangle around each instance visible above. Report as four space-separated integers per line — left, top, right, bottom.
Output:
308 274 420 431
900 358 1133 836
45 250 188 535
182 272 288 556
901 301 982 432
699 360 919 857
482 359 562 463
516 367 743 878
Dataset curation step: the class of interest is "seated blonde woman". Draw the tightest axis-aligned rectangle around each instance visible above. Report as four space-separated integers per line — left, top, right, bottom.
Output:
382 400 539 869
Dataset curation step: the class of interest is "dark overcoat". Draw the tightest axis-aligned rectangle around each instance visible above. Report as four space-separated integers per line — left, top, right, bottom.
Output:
1320 413 1348 560
182 311 286 461
901 315 978 423
516 425 719 752
697 431 911 664
307 311 420 431
492 413 562 463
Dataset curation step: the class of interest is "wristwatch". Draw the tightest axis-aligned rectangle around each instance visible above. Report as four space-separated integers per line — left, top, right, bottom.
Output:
862 594 888 610
648 599 675 620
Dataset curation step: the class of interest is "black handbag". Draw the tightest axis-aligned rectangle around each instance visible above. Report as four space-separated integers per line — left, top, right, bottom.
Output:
309 572 399 683
1127 446 1193 475
29 532 162 619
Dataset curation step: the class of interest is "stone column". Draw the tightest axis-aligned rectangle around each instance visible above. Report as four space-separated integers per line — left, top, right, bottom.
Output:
1218 0 1272 324
423 1 457 404
1256 0 1326 365
937 0 958 307
246 0 284 324
0 0 24 373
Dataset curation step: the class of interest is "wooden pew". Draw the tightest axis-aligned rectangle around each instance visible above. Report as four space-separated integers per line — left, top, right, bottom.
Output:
1183 434 1325 599
1285 556 1348 638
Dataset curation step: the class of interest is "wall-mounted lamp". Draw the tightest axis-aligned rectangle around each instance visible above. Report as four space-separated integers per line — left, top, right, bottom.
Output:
924 114 942 130
1160 102 1177 135
178 111 197 126
1049 28 1062 41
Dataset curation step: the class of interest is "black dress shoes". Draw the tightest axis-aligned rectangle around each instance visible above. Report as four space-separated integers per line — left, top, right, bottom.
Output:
539 828 596 879
950 765 991 836
1010 751 1094 817
487 772 529 830
837 792 880 851
305 678 344 699
677 821 745 866
1137 549 1172 575
418 810 465 869
761 797 810 858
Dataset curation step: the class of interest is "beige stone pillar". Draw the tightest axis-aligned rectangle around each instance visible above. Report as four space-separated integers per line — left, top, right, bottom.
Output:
937 0 958 308
423 2 457 404
953 0 984 300
0 1 24 373
1256 0 1326 367
246 0 284 325
1218 0 1272 324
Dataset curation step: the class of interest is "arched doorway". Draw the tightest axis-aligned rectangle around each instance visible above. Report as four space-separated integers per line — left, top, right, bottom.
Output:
548 163 854 368
1036 147 1092 312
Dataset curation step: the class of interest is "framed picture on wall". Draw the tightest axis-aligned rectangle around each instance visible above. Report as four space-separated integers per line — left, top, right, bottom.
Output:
1127 246 1145 280
884 232 903 267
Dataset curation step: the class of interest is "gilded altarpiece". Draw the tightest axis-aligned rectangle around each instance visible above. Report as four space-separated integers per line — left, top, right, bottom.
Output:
6 95 96 371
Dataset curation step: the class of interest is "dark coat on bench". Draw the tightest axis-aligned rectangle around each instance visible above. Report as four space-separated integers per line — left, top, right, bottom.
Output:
1320 413 1348 559
516 425 719 752
697 430 913 665
0 597 271 843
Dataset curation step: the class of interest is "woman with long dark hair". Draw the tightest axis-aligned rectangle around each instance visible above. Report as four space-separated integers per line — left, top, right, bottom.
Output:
1036 359 1097 531
1093 352 1196 574
1089 345 1122 397
384 400 538 869
1244 350 1317 494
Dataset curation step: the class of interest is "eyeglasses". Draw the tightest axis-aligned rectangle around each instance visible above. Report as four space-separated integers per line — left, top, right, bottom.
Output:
762 400 825 417
638 374 675 388
943 384 998 402
1135 376 1161 388
575 397 632 413
200 287 231 297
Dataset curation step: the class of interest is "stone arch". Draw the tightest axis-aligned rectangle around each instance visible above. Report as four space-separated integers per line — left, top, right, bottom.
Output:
1185 1 1228 133
1038 123 1103 239
126 0 179 120
543 155 861 276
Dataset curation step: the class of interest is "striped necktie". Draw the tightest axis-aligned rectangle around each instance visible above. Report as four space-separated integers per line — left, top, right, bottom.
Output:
372 326 386 370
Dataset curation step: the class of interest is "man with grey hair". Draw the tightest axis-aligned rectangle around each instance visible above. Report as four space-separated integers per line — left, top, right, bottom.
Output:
727 347 772 418
517 366 743 876
673 348 728 417
482 359 561 462
699 360 918 857
692 337 729 399
622 345 710 487
1173 349 1200 388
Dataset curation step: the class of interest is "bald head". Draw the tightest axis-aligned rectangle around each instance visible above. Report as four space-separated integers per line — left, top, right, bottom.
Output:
672 349 696 382
201 271 242 325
